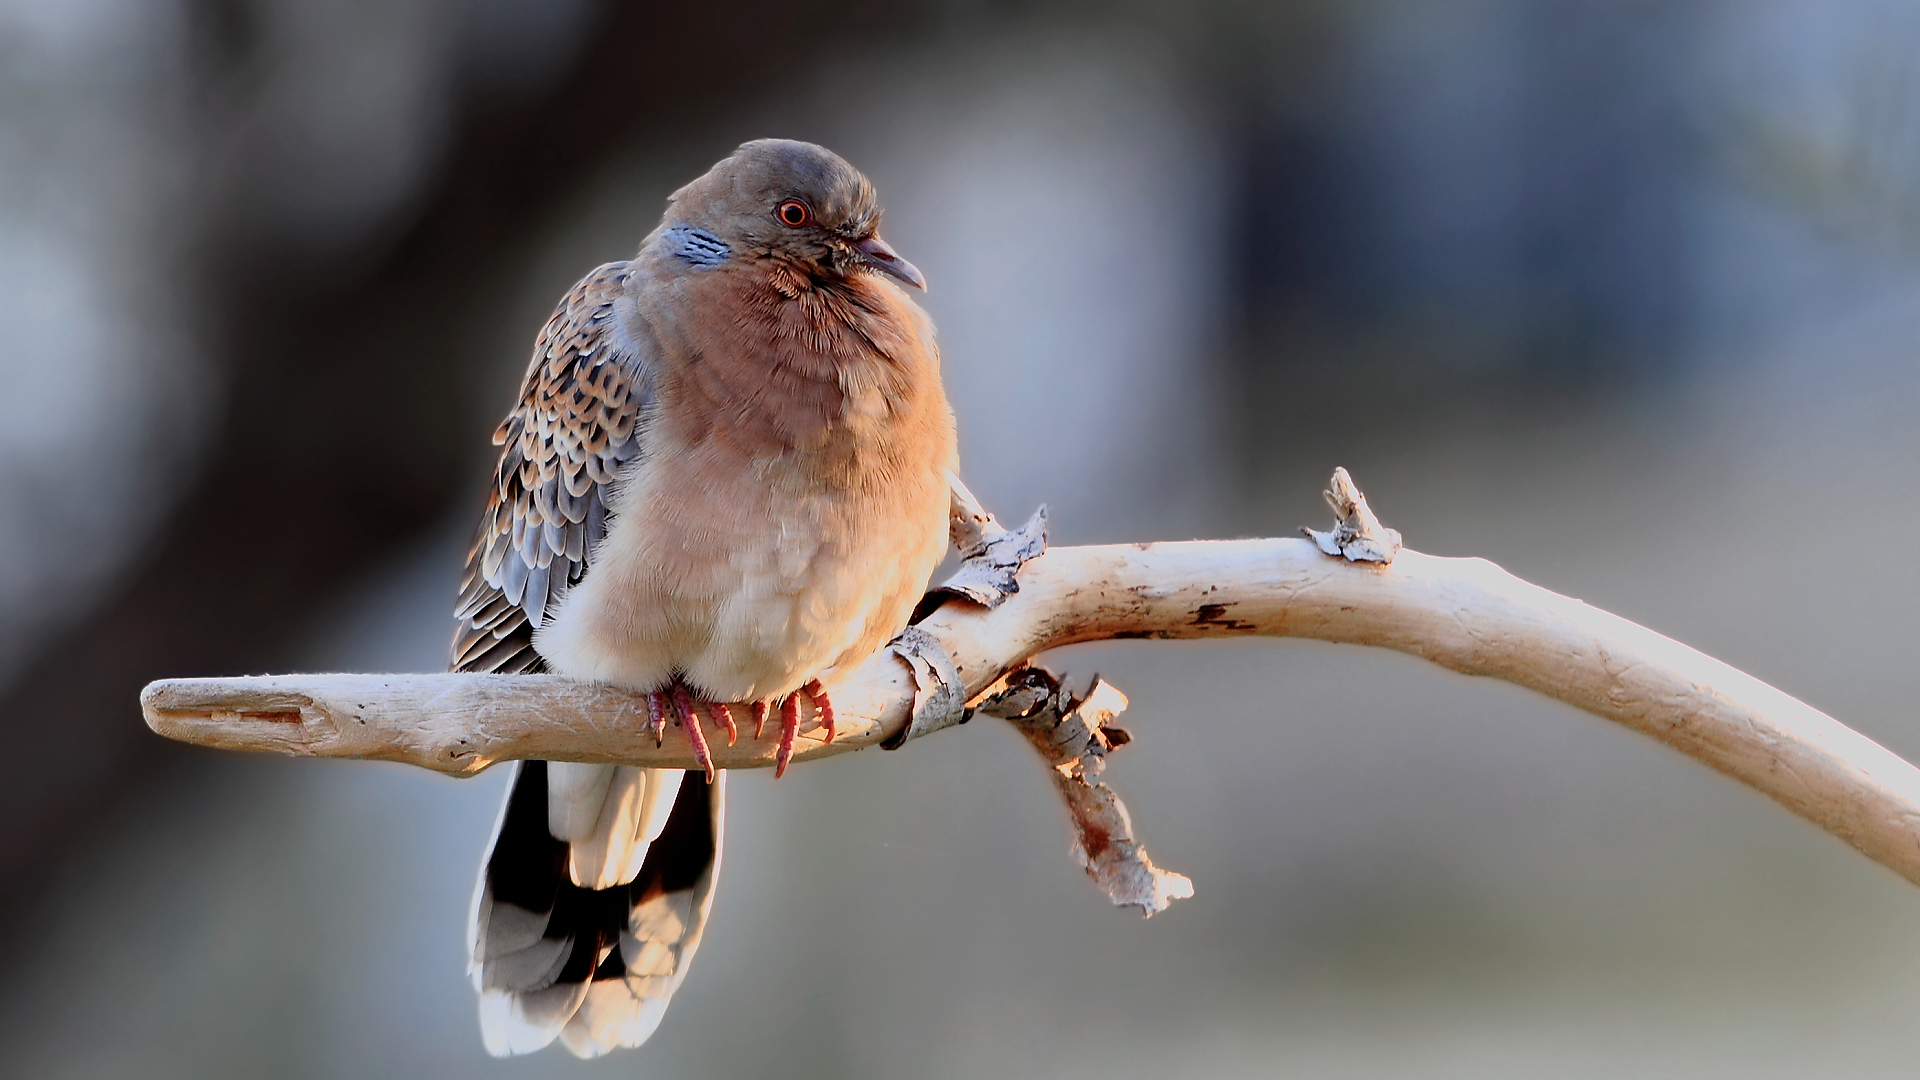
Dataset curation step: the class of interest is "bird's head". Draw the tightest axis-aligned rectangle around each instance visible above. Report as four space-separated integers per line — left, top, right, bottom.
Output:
666 138 926 291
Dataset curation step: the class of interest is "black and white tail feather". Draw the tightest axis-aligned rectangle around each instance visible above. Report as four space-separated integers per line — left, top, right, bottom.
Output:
470 762 723 1056
452 261 724 1057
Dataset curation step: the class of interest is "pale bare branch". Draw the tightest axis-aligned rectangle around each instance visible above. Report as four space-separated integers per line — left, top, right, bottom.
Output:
140 472 1920 900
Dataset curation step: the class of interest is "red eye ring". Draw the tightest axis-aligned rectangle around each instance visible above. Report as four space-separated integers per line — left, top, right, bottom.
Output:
775 199 812 227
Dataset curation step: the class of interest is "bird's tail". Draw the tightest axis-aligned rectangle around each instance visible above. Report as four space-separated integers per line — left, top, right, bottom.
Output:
469 761 724 1057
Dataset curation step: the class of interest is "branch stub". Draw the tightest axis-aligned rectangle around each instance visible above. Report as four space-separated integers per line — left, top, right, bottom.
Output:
1303 466 1402 564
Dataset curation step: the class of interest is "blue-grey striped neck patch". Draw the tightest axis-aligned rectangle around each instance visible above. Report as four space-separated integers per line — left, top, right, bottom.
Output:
661 225 730 268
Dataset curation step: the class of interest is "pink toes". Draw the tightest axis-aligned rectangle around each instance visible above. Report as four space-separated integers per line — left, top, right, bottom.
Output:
670 683 714 783
764 681 835 778
802 679 835 745
645 689 670 748
647 685 742 781
775 695 801 778
708 701 738 746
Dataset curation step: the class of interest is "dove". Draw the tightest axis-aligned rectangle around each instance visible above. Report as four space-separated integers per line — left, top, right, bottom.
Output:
450 138 956 1057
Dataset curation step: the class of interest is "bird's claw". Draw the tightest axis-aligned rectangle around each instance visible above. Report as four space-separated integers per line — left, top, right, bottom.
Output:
669 683 715 783
709 700 738 746
771 681 834 778
774 695 801 778
803 679 835 745
645 689 670 748
646 685 746 781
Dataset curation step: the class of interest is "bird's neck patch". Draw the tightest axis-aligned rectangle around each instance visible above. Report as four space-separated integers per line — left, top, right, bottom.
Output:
661 225 730 268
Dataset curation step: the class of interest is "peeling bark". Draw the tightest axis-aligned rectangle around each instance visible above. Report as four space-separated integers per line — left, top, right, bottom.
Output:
976 667 1192 916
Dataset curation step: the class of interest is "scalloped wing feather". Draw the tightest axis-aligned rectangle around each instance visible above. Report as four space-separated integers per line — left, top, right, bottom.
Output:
451 261 651 676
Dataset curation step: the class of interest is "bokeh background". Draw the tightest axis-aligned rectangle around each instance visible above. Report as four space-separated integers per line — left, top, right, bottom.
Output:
1 0 1918 1075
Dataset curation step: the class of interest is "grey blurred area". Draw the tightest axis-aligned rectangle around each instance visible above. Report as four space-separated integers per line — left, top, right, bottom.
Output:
2 0 1920 1075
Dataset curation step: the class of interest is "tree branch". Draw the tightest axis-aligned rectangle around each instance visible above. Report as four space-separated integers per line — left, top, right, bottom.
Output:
141 472 1920 908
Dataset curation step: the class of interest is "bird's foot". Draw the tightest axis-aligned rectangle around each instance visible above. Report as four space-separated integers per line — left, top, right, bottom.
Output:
774 696 800 779
709 699 739 746
646 681 833 778
645 689 671 747
803 679 836 745
771 680 835 779
669 685 713 782
647 683 737 783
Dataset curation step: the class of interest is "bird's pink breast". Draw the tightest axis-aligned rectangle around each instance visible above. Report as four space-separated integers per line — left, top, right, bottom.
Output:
533 263 958 700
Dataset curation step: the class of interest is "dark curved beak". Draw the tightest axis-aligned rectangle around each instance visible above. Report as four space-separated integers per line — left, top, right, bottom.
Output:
854 234 927 291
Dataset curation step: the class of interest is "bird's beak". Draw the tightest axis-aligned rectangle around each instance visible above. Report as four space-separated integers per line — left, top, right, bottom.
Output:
854 234 927 291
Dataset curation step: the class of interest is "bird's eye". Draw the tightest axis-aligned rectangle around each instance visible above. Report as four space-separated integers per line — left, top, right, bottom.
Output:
776 199 812 228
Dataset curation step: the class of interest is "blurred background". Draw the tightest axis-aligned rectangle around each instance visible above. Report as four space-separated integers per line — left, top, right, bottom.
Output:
0 0 1917 1075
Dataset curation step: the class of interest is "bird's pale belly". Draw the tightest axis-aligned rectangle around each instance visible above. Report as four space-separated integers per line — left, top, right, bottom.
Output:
533 448 949 702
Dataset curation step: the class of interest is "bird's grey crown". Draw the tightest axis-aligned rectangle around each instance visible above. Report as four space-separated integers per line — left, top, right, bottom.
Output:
661 225 730 268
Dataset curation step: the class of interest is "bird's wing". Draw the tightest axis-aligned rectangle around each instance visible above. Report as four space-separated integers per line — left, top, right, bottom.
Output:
451 260 648 676
452 259 680 888
453 260 725 1057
